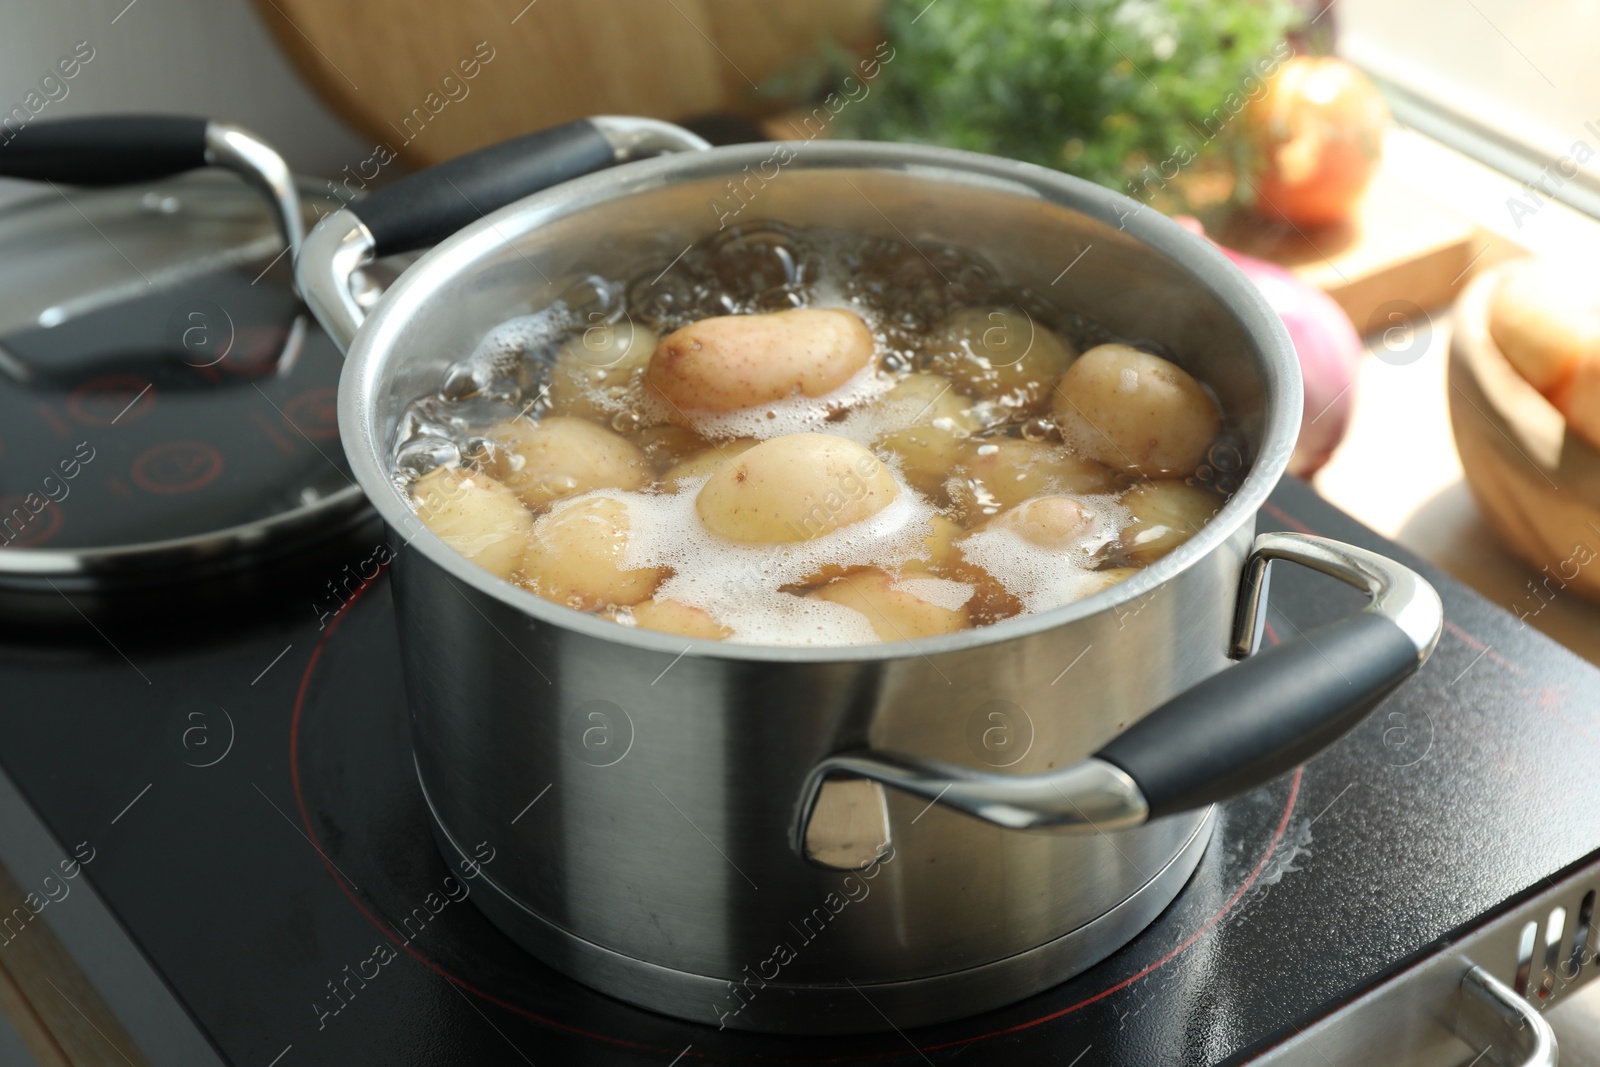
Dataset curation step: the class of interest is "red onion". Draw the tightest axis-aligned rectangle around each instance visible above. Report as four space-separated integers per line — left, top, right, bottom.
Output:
1172 217 1361 477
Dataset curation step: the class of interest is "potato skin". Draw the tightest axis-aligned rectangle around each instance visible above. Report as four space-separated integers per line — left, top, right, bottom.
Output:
695 433 900 543
808 568 970 641
662 438 759 491
949 438 1116 521
625 598 732 640
1119 480 1224 564
1051 343 1220 476
410 466 534 580
646 308 875 422
522 495 665 609
546 321 658 420
923 307 1077 412
630 425 707 472
874 373 980 493
1487 259 1600 396
983 494 1096 549
488 415 649 509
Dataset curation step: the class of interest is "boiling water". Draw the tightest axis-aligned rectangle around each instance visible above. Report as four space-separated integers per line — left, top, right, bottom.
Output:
389 222 1244 646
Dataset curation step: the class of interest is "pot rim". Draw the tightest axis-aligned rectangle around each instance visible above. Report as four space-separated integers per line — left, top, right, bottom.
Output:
340 139 1301 664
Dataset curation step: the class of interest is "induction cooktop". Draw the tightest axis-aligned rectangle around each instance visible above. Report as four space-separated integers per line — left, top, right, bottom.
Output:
0 475 1595 1066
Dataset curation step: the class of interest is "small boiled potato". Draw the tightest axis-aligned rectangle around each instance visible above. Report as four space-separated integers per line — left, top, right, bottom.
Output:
878 425 967 496
646 308 875 422
488 415 649 509
875 373 980 492
410 466 533 580
983 495 1096 550
662 438 759 491
626 598 732 640
696 434 900 543
908 514 966 571
877 373 981 432
522 495 665 610
923 307 1077 412
545 322 658 420
630 425 707 472
809 568 970 641
1120 480 1225 564
1488 259 1600 396
949 438 1116 521
1051 343 1220 476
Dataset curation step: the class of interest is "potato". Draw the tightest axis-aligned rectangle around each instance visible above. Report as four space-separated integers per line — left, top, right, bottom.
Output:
696 434 900 543
545 321 658 420
1120 480 1225 564
662 438 759 491
877 373 980 430
625 598 732 640
907 514 966 571
646 309 875 422
983 495 1096 550
949 438 1116 521
809 568 970 641
1556 355 1600 451
410 466 533 580
923 307 1076 412
630 425 706 472
488 415 649 509
1051 343 1220 476
874 373 980 492
1488 259 1600 396
522 496 665 610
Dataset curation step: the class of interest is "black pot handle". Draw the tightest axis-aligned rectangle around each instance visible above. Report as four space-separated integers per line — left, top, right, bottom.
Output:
0 114 303 256
794 532 1444 866
297 116 710 351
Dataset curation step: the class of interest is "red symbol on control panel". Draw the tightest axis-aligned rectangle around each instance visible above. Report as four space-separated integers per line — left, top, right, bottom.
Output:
131 441 224 495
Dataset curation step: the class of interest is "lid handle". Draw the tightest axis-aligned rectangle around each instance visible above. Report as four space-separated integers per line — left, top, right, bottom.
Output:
0 114 302 258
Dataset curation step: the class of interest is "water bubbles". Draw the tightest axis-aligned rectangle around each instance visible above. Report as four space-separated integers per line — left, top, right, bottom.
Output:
1020 416 1056 442
460 435 495 464
440 363 480 401
708 222 815 296
396 438 460 480
610 410 643 434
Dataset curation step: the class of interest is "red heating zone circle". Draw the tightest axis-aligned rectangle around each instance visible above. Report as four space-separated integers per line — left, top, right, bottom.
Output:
291 579 1303 1062
282 387 340 440
131 441 224 495
66 375 155 426
0 495 63 548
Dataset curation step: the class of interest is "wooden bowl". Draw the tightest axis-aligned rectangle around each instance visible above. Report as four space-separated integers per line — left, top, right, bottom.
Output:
1448 264 1600 606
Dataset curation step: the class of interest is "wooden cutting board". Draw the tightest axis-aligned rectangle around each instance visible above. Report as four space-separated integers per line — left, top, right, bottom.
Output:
252 0 882 166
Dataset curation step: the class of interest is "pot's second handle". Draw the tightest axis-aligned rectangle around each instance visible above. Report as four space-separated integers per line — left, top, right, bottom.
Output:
297 116 709 351
795 532 1444 860
350 121 617 259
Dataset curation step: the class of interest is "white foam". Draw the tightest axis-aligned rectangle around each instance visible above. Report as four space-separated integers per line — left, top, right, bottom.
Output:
574 468 944 647
889 576 975 612
955 494 1130 615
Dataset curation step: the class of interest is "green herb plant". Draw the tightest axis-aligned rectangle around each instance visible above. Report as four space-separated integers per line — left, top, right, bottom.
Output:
835 0 1295 210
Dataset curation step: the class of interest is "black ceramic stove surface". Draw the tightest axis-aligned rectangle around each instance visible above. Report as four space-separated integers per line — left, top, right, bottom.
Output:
1 475 1597 1065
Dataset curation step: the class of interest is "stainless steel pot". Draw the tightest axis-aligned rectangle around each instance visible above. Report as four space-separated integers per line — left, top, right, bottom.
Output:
297 117 1444 1034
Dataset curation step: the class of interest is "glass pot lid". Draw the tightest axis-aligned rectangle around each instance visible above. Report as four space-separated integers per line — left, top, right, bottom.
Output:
0 169 367 587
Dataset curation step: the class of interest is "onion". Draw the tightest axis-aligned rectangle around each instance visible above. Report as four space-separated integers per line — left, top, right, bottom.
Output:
1172 216 1361 477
